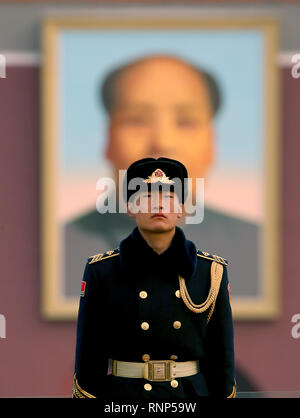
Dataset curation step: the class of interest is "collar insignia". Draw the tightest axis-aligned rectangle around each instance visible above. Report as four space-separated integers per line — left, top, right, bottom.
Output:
143 168 175 184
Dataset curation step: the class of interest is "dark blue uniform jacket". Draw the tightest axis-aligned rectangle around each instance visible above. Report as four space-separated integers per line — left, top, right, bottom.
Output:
73 226 236 399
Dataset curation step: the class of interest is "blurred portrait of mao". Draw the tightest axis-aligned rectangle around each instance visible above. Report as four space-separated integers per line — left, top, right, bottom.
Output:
104 54 218 202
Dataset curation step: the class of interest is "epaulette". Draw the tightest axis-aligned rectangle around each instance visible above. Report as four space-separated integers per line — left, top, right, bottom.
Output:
88 247 120 264
197 249 228 266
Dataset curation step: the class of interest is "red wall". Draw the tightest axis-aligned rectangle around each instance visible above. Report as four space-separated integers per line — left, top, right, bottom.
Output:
234 67 300 391
0 67 76 396
0 65 299 396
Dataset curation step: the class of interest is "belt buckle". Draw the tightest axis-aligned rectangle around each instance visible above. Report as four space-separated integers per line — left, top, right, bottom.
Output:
146 360 174 382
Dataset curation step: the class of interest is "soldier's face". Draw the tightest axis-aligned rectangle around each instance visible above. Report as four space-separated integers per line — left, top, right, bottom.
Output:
127 190 182 232
106 57 214 194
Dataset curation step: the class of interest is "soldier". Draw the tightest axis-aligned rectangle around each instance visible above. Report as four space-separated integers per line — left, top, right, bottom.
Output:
73 157 236 399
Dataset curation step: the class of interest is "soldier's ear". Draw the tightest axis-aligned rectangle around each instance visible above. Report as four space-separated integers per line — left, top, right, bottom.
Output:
177 203 183 218
127 202 136 218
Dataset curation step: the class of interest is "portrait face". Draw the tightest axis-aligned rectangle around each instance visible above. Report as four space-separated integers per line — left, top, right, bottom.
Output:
106 56 214 196
127 190 183 233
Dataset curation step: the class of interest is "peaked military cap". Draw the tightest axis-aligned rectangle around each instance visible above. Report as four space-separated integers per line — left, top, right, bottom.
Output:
124 157 188 203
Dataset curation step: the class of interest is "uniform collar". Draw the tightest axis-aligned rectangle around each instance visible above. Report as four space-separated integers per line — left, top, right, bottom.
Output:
119 225 197 281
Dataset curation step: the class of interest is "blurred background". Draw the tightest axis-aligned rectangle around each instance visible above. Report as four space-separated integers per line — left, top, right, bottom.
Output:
0 1 300 397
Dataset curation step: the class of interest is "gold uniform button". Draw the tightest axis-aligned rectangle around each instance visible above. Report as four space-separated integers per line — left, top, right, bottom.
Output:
175 290 181 298
142 354 150 362
171 379 178 388
173 321 181 329
144 383 152 391
139 291 148 299
141 322 150 331
170 355 178 360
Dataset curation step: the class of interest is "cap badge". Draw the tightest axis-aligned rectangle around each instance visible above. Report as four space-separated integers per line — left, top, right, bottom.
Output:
143 168 175 184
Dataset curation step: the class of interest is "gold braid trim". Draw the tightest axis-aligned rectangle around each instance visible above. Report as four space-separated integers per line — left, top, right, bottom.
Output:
88 248 120 264
227 381 237 398
72 374 96 398
206 262 224 323
197 252 228 266
178 261 223 323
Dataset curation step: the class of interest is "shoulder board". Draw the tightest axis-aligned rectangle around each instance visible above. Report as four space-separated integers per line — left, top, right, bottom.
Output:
197 250 228 266
88 248 120 264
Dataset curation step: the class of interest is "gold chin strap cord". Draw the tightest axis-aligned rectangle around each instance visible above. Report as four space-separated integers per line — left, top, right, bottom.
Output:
178 261 223 323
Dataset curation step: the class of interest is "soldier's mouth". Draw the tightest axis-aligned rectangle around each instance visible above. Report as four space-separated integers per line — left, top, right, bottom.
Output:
151 214 167 218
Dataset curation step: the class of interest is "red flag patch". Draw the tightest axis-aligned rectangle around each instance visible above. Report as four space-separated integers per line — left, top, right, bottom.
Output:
80 281 86 297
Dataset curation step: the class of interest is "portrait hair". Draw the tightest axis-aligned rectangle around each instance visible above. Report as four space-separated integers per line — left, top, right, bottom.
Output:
99 54 222 117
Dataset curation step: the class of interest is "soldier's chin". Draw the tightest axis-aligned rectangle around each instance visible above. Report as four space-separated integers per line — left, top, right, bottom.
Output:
148 222 171 232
